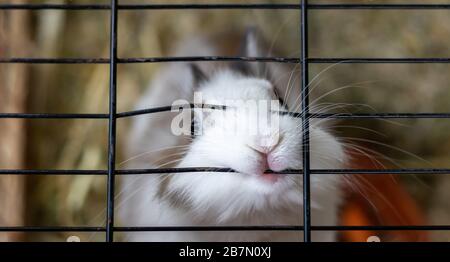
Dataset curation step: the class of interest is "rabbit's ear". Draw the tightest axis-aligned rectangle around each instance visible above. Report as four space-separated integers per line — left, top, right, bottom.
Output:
231 28 288 109
231 27 270 78
189 63 209 89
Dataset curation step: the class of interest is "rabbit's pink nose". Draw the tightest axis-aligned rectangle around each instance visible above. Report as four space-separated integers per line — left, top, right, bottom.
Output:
259 153 281 183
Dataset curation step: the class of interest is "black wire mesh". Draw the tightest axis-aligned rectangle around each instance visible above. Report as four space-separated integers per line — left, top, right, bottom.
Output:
300 0 311 242
1 1 450 242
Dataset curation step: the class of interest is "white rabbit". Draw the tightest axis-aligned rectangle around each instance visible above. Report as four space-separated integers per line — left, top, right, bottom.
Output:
119 29 346 242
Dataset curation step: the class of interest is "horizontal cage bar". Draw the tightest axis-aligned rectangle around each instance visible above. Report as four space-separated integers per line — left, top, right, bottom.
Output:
309 113 450 119
2 225 450 232
2 57 450 64
309 4 450 10
0 57 298 64
0 58 109 64
0 226 105 232
310 58 450 64
1 168 449 175
0 113 108 119
118 105 450 119
115 225 450 231
114 226 303 232
2 3 450 10
2 106 450 120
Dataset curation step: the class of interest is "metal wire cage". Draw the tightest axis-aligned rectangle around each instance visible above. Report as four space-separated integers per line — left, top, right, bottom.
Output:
1 1 450 242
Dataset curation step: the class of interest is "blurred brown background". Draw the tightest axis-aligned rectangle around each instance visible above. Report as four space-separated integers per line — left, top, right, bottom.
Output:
1 0 450 241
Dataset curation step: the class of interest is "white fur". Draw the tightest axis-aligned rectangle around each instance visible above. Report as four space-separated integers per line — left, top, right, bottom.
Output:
119 36 346 242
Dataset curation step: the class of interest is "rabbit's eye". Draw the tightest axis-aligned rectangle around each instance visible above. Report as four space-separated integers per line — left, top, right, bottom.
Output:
272 84 287 109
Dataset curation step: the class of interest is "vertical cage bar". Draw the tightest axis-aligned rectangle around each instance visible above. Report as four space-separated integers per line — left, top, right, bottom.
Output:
106 0 118 242
300 0 312 242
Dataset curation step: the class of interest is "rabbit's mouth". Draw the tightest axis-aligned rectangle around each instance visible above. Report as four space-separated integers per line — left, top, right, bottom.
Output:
259 172 285 184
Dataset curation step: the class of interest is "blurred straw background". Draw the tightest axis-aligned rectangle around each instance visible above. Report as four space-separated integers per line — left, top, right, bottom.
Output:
0 0 28 241
0 0 450 241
